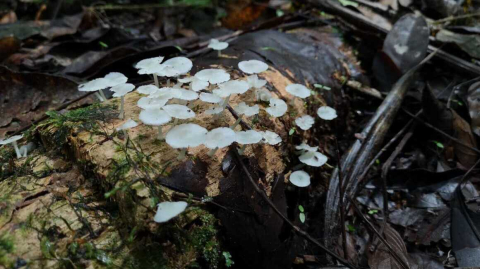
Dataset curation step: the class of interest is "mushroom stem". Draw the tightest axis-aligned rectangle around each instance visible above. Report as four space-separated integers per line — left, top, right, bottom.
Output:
98 89 107 101
94 92 105 102
230 116 242 130
12 141 21 159
153 74 159 87
119 96 125 119
218 50 221 57
173 118 179 125
208 147 218 157
177 148 187 160
167 79 171 87
157 126 164 140
222 95 231 109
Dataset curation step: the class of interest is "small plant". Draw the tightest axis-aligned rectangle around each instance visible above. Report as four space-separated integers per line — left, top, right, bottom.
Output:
299 205 306 223
222 251 234 267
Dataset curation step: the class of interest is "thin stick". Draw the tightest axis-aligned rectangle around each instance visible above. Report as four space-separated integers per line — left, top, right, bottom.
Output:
334 136 348 259
233 150 357 269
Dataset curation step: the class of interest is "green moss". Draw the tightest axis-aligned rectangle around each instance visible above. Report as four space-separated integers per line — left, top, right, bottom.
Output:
189 209 221 269
0 233 14 267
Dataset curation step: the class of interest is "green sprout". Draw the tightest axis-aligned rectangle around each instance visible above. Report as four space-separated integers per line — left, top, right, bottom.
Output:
299 205 306 223
431 140 444 149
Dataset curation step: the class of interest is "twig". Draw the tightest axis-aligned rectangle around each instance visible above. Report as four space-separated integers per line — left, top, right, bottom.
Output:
433 12 480 24
349 198 409 269
233 150 358 269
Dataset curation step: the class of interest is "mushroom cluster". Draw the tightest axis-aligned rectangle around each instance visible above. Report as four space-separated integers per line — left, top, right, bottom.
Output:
73 54 338 222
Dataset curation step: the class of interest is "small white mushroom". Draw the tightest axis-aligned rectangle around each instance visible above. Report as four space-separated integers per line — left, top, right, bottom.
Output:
247 75 267 89
111 83 135 119
205 106 224 115
295 142 318 152
286 84 311 99
238 60 268 74
289 170 311 187
157 57 193 86
78 78 110 101
139 109 172 140
19 142 35 158
266 98 288 117
208 39 229 57
295 115 315 131
178 77 209 92
172 88 199 101
200 92 223 104
154 201 188 223
104 72 128 87
299 151 328 167
137 85 160 95
235 130 263 144
231 102 259 129
205 127 236 156
0 135 23 158
135 56 165 87
260 130 282 145
165 123 208 160
195 69 231 85
213 80 250 111
163 104 195 122
137 97 169 110
317 106 337 120
116 119 138 140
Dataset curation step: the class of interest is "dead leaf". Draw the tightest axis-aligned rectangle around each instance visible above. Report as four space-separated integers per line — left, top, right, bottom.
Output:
0 10 16 24
368 225 410 269
451 110 478 168
0 36 20 62
222 0 268 29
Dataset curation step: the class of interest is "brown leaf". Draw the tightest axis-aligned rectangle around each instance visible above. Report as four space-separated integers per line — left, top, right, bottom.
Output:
221 0 267 30
452 110 478 168
368 226 410 269
0 36 20 62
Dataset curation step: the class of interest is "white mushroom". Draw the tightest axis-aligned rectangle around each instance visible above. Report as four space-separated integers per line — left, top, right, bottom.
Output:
247 75 267 89
256 88 273 102
135 56 165 87
116 119 138 140
178 76 209 92
195 69 230 85
205 106 224 115
137 97 169 110
111 83 135 119
154 201 188 223
289 170 311 187
104 72 128 87
205 127 236 156
137 85 160 95
78 78 110 101
295 142 318 152
235 130 263 144
208 39 229 57
295 115 315 131
231 102 259 129
157 57 193 86
0 135 24 158
213 80 250 110
200 92 223 104
139 109 172 140
317 106 337 120
163 104 195 121
172 88 199 101
18 142 35 158
299 151 328 167
166 123 208 160
260 131 282 145
286 84 311 99
266 98 288 117
238 60 268 74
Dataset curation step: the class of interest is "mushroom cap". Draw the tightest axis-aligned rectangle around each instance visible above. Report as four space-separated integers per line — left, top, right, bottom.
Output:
289 170 311 187
172 88 199 101
153 201 188 223
213 80 250 98
148 87 177 99
166 123 208 148
137 97 169 109
317 106 337 120
266 98 288 117
195 69 230 84
234 102 259 117
204 127 236 149
200 92 223 104
286 84 311 99
295 142 318 152
157 57 193 77
208 39 229 51
256 88 273 101
139 109 172 126
235 130 262 144
299 151 327 167
205 106 224 115
137 85 160 95
104 72 128 87
111 83 135 97
295 115 315 130
247 75 267 89
261 130 282 145
163 104 195 119
78 78 110 92
116 119 138 131
238 60 268 74
0 134 23 145
135 56 165 70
